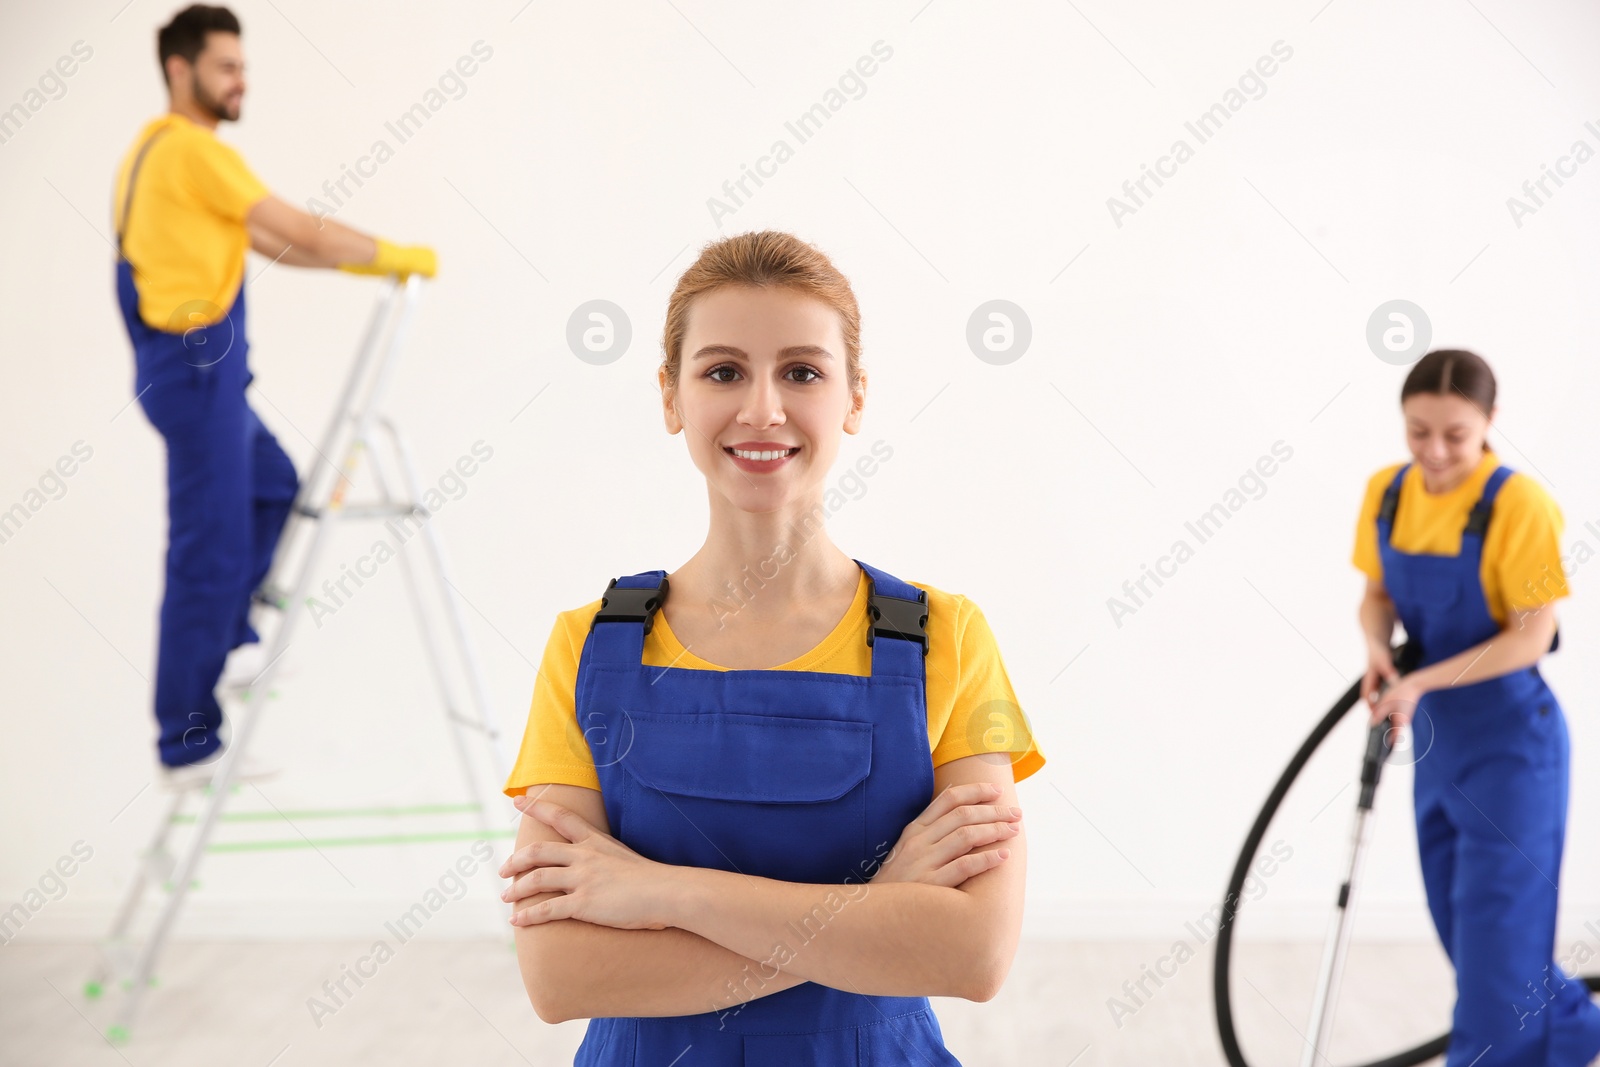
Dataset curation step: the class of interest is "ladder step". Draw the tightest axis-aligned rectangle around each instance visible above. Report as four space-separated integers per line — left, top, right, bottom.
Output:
338 503 423 520
253 586 289 610
446 711 495 736
293 502 421 521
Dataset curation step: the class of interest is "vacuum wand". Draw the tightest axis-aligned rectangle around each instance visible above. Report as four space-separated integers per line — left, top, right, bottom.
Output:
1358 691 1398 811
1299 679 1396 1067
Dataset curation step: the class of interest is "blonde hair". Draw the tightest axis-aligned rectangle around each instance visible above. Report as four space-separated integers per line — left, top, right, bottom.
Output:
660 230 863 397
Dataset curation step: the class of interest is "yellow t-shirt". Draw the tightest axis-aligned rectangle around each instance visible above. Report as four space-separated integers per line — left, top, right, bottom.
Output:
112 113 269 331
503 569 1046 798
1351 449 1568 625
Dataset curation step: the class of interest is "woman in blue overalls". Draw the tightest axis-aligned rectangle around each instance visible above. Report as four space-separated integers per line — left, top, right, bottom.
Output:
1358 349 1600 1067
498 231 1038 1064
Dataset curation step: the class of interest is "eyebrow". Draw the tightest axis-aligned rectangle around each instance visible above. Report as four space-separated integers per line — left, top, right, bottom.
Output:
691 344 834 362
1406 420 1474 430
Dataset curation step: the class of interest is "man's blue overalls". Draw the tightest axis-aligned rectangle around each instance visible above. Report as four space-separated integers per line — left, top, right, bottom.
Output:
569 560 964 1066
1379 462 1600 1066
115 126 299 768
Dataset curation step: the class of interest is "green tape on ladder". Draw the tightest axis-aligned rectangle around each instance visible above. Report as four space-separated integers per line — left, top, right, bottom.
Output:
171 803 483 825
205 829 513 853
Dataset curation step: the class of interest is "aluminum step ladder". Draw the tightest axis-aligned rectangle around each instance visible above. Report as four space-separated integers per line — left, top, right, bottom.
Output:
86 274 515 1042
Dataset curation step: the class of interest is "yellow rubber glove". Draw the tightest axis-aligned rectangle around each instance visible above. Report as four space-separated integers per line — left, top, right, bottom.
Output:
339 237 437 279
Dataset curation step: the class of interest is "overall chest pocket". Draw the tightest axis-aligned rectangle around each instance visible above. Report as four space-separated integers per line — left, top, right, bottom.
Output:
1384 559 1466 615
614 712 875 886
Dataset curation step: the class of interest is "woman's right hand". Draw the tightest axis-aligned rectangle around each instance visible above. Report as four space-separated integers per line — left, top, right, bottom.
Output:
869 782 1021 889
1362 644 1400 718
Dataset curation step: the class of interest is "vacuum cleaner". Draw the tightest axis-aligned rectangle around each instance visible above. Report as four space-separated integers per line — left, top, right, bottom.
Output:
1212 641 1600 1067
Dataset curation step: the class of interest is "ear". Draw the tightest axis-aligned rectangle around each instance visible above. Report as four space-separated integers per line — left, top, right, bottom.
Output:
659 364 682 434
842 370 867 435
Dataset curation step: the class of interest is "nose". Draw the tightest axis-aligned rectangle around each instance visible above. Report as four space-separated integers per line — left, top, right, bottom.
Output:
737 373 784 428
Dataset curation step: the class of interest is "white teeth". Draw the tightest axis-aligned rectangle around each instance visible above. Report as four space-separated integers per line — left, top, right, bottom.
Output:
731 447 794 461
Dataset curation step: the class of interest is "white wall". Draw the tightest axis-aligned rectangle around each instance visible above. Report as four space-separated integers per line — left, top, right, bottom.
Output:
3 0 1598 948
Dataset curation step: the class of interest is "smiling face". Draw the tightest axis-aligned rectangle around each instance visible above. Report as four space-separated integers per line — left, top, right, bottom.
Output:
1402 391 1493 492
169 31 245 122
661 284 864 514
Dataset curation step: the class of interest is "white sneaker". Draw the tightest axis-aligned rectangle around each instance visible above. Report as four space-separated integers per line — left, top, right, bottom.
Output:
219 642 294 690
158 746 282 793
158 711 281 792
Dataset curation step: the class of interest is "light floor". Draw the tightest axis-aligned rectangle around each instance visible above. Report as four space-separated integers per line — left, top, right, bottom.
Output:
2 938 1463 1066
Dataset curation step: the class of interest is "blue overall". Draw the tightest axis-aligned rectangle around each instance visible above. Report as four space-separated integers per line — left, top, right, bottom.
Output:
115 127 299 767
1379 463 1600 1067
570 560 964 1066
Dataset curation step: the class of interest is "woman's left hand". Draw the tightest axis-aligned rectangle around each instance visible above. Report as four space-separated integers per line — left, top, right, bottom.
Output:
1369 673 1428 732
500 796 674 930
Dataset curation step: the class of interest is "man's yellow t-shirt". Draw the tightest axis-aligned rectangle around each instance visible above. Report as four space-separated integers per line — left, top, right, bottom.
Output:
112 113 269 331
1351 449 1568 625
503 569 1046 798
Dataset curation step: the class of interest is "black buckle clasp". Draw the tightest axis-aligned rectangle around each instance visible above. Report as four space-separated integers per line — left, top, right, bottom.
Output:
867 587 929 656
590 576 669 635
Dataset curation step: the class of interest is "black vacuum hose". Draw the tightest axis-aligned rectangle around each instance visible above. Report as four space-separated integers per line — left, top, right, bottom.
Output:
1212 643 1600 1067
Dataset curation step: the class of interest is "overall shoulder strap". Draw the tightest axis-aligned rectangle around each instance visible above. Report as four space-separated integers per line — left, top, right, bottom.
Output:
1376 463 1410 542
1457 465 1558 653
1463 465 1514 539
116 125 174 259
586 570 668 667
854 559 929 681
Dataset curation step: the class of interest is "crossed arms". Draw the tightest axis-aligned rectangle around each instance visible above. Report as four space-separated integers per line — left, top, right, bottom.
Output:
506 752 1028 1025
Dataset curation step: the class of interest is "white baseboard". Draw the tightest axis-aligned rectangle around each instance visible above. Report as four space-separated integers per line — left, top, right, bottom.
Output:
1021 899 1600 945
7 897 1600 947
2 897 510 944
